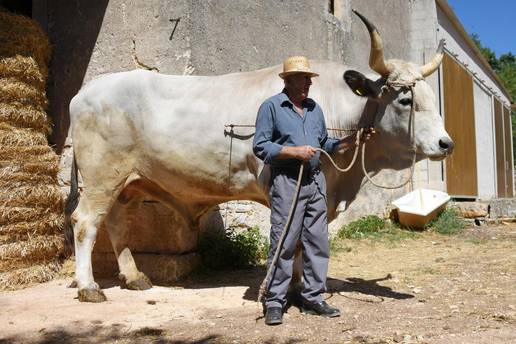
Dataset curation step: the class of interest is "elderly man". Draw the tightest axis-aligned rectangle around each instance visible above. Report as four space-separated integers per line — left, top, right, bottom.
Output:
253 56 372 325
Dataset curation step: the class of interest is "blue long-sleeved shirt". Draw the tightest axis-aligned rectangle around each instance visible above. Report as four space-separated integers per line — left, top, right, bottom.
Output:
253 90 340 172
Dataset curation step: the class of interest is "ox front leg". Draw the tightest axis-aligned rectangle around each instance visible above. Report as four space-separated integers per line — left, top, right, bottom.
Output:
74 208 107 302
106 198 152 291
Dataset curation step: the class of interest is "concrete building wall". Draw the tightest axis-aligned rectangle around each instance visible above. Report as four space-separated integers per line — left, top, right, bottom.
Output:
473 81 497 199
45 0 351 151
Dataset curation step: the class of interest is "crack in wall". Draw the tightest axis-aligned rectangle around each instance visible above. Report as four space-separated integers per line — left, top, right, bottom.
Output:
131 39 159 72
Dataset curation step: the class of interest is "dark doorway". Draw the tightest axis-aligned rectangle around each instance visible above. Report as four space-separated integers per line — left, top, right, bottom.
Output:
0 0 32 16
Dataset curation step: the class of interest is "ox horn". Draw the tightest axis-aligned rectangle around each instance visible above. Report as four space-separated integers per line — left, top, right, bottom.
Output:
420 39 445 77
352 9 392 77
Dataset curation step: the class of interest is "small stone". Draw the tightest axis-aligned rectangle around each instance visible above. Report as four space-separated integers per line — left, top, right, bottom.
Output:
146 300 157 305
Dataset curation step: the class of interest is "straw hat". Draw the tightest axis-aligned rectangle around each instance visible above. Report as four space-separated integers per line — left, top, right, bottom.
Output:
278 56 319 79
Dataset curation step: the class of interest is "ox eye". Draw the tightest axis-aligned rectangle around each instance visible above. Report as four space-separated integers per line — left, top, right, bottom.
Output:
399 98 412 106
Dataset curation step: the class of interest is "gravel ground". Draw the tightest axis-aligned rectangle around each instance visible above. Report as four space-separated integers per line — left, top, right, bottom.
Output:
1 224 515 344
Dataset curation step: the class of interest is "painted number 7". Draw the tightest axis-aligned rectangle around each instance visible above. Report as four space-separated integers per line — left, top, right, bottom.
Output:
169 18 181 40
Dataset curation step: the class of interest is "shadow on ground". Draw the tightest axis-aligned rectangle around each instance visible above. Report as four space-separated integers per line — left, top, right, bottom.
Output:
0 325 219 344
90 267 413 305
326 274 414 300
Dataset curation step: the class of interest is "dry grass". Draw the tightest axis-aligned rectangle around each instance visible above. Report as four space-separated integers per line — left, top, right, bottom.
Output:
0 10 64 291
0 11 50 76
0 77 47 108
0 145 59 162
0 169 57 185
0 104 51 133
0 123 48 145
0 259 61 291
0 56 46 88
0 206 59 225
0 234 63 270
21 161 60 176
0 184 63 210
0 216 64 240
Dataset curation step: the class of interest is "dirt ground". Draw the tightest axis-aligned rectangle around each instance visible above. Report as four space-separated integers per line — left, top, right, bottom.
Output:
1 224 515 344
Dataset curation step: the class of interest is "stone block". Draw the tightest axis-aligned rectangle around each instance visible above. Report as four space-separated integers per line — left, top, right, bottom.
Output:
94 201 199 255
93 252 200 284
452 202 488 218
489 198 516 219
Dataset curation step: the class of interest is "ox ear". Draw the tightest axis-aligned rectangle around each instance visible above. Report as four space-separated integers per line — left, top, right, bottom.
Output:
343 70 381 98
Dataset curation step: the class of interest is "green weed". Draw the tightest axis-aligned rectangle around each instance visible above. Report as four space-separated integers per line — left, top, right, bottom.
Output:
337 215 385 239
329 237 353 253
198 226 268 270
426 208 466 235
336 215 417 241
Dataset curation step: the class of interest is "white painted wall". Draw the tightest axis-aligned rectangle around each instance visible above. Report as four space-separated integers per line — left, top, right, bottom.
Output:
473 81 497 199
408 0 445 192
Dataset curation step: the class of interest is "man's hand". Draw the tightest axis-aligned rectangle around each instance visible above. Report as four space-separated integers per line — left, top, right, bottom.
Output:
360 126 376 142
337 126 376 151
278 145 317 162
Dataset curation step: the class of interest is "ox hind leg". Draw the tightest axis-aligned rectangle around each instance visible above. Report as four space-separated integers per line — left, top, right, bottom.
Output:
74 177 130 302
104 194 152 290
74 195 113 302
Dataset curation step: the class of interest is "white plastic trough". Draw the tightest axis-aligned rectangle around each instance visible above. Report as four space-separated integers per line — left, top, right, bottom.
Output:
392 188 451 229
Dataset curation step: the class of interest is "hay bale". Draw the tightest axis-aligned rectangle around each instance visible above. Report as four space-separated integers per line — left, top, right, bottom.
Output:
0 234 63 270
0 216 64 240
0 104 51 133
0 56 46 89
0 169 57 184
0 259 61 291
0 206 56 225
0 77 47 108
0 11 50 77
0 145 59 162
0 123 48 145
0 184 63 210
0 10 65 290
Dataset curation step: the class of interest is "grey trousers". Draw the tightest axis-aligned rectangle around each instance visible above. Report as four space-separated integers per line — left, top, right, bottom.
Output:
265 168 329 308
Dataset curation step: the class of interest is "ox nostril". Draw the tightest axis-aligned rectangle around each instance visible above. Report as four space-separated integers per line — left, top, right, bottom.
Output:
439 137 454 152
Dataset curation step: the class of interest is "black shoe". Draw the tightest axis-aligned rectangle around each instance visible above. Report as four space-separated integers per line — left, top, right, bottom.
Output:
302 300 340 317
265 307 283 325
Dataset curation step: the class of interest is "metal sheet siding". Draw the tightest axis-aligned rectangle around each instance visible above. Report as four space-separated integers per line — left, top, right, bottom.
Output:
443 53 478 197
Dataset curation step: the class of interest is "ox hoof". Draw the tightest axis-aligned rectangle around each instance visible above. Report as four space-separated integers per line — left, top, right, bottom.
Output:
78 288 107 303
120 272 153 290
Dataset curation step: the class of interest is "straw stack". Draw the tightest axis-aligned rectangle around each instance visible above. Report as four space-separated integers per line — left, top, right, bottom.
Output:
0 11 64 290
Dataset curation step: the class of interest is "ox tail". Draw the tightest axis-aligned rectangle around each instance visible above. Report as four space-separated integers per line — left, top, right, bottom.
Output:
63 153 79 257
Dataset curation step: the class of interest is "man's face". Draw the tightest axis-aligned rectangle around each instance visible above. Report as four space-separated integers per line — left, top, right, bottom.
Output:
285 73 312 100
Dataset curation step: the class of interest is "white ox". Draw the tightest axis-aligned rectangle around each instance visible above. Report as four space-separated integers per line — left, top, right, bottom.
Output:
65 12 453 302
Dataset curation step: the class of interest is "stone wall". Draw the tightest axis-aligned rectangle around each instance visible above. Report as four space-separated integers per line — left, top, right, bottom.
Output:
44 0 352 151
